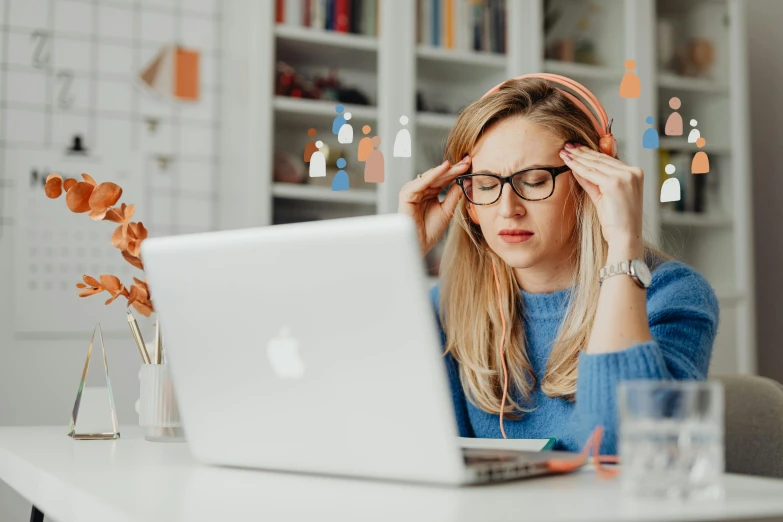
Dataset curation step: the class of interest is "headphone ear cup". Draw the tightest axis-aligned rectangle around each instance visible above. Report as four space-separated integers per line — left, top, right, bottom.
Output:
599 135 618 158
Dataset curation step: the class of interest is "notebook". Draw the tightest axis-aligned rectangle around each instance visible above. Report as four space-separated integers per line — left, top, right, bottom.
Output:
458 437 556 452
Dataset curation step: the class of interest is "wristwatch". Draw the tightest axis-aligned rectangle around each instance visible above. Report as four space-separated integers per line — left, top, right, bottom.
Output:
599 258 652 288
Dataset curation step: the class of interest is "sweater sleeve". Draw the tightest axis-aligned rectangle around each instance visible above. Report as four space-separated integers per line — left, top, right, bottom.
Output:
571 261 720 455
429 283 475 438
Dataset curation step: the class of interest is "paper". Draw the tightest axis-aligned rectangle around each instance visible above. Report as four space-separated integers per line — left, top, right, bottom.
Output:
458 437 556 452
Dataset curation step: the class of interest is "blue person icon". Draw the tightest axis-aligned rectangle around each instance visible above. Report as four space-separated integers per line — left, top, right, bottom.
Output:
332 104 346 135
642 116 659 149
332 157 349 191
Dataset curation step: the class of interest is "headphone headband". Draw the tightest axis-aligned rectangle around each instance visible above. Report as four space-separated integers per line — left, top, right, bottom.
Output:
480 73 616 157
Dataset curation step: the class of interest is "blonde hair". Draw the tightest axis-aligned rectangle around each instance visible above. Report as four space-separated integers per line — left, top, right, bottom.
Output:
438 77 670 417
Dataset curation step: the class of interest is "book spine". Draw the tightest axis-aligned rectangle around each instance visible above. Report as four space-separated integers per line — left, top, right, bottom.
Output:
420 0 430 45
284 0 302 26
276 0 285 23
472 1 481 51
444 0 453 49
325 0 334 29
303 0 311 26
432 0 440 46
481 0 492 51
350 0 361 33
500 0 506 53
335 0 349 32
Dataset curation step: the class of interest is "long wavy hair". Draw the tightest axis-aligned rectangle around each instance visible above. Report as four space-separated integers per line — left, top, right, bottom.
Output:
438 77 670 417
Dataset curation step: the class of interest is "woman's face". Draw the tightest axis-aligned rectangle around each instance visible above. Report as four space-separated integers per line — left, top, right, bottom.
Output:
468 116 579 271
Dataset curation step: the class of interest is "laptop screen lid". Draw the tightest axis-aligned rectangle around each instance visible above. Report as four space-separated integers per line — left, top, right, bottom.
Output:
141 213 467 484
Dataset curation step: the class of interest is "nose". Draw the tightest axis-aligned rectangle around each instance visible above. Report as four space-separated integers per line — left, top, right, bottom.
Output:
497 182 527 219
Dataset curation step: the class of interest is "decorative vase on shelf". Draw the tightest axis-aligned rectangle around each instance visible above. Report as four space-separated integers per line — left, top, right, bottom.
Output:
68 324 120 440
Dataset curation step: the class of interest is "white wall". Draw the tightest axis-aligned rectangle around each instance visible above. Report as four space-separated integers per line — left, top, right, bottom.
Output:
746 0 783 385
0 0 220 520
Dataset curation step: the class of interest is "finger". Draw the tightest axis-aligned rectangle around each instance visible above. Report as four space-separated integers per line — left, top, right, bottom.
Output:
419 157 471 190
571 170 601 201
567 144 628 170
564 148 627 177
561 151 613 185
439 183 464 219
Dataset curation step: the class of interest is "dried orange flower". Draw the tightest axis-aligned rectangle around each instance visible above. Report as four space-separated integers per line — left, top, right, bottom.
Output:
45 173 155 316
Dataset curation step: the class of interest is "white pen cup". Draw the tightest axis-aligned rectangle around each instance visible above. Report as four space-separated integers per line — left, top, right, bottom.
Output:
138 363 185 443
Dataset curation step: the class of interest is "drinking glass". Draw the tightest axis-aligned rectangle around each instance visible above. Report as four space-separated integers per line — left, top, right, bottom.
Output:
618 380 724 500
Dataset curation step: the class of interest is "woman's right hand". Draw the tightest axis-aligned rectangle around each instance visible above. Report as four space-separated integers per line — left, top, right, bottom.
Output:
398 155 471 257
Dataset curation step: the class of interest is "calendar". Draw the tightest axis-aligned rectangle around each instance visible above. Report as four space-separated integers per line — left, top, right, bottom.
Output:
2 0 221 334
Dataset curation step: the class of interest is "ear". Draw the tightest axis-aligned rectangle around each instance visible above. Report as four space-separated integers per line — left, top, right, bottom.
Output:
466 202 480 225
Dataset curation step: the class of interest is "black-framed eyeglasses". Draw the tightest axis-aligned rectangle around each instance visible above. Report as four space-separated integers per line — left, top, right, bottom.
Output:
455 165 571 205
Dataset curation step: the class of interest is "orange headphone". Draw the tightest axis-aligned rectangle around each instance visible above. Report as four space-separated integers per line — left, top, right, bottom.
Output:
470 73 616 439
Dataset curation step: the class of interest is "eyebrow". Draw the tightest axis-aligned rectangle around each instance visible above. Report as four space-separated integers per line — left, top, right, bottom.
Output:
471 164 557 175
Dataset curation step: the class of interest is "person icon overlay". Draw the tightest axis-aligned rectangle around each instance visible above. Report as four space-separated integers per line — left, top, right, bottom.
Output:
688 119 701 144
358 125 373 162
364 136 384 183
338 112 353 144
309 140 326 177
332 104 346 135
393 115 412 157
692 137 709 174
619 59 641 98
303 128 318 162
642 116 659 149
660 163 681 203
665 97 683 136
332 157 349 191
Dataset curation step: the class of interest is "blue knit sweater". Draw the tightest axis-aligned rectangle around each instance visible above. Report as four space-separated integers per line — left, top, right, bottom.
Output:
429 259 720 455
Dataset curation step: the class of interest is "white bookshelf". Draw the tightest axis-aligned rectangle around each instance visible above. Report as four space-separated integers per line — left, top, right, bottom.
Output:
219 0 755 374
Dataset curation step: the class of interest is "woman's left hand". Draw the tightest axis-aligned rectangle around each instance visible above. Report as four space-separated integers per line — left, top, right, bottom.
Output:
559 142 644 249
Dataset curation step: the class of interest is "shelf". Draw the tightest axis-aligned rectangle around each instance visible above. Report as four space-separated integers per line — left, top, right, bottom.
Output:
543 60 625 82
657 72 729 93
658 137 731 155
417 46 506 80
275 25 377 70
417 112 457 131
274 96 377 127
417 45 506 68
660 209 733 228
272 182 377 205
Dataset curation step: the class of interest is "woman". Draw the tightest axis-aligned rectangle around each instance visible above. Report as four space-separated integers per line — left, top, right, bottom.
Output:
397 76 719 455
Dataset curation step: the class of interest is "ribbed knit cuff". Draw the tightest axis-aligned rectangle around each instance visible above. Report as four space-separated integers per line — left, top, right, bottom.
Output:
572 341 669 454
576 341 668 415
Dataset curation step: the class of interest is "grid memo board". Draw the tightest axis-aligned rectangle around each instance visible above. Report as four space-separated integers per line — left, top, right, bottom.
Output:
2 0 221 334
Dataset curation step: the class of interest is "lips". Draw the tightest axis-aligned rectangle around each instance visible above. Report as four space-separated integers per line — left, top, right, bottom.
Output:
498 229 534 244
498 229 534 236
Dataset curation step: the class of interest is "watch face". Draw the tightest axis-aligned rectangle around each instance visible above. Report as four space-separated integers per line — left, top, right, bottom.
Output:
632 259 652 288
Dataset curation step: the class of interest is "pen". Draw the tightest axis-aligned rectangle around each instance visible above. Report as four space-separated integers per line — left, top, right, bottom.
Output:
127 309 151 364
154 320 162 364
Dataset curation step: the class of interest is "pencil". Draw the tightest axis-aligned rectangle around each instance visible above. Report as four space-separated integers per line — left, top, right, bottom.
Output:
127 309 151 364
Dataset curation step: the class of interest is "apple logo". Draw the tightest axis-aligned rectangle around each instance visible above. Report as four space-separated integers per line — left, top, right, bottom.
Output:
266 325 304 378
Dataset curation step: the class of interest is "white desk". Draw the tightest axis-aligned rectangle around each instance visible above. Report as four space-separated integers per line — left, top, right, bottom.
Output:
2 426 783 522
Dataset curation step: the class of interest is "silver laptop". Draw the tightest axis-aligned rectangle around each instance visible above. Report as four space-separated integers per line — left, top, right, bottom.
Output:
141 213 580 486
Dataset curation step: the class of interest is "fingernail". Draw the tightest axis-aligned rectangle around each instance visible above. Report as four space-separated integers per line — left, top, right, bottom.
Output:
560 150 571 160
459 154 470 164
564 142 575 149
442 160 449 166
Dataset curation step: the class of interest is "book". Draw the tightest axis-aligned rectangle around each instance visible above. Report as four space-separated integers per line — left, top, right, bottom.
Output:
419 0 431 45
284 0 302 26
458 437 557 452
311 0 325 29
335 0 349 32
444 0 454 49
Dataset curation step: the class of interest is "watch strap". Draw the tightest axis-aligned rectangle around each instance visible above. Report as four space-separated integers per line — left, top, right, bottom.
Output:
599 259 634 286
